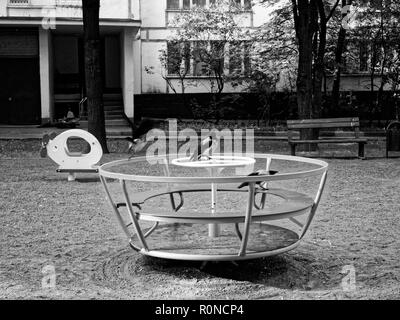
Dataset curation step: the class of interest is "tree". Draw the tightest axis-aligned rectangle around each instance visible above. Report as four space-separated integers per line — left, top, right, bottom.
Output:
235 3 298 124
331 0 354 110
165 0 248 122
145 41 194 118
291 0 339 114
349 0 400 124
283 0 338 150
82 0 109 153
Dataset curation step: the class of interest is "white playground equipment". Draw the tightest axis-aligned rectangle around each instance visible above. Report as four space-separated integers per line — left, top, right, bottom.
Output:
171 155 256 238
40 129 103 181
99 154 328 261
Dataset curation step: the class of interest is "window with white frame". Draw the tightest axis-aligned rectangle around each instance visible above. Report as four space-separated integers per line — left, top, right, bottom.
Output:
192 41 209 76
167 40 251 77
167 0 180 9
229 0 252 10
193 0 206 7
229 41 251 76
167 41 191 75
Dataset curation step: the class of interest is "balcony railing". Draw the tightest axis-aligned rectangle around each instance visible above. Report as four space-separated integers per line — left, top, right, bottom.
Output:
8 0 30 5
6 0 136 20
7 0 82 7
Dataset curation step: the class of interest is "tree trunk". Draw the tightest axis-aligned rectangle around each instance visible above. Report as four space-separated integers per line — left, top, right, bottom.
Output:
82 0 109 153
331 27 346 109
312 0 326 116
297 39 313 120
331 0 350 110
292 0 319 151
369 48 377 126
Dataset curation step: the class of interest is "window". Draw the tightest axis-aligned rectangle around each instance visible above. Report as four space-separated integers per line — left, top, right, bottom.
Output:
370 0 392 10
231 0 252 9
193 41 209 76
167 0 251 10
229 41 251 75
210 41 225 75
193 0 206 7
166 40 251 77
359 43 368 72
167 0 179 9
183 0 190 9
243 42 251 75
229 41 242 75
167 41 190 75
244 0 252 10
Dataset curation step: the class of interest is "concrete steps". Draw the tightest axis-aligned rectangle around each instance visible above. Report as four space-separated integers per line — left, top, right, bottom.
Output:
80 93 126 123
79 119 129 127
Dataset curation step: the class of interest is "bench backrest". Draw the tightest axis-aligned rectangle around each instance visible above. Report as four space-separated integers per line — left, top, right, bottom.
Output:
287 117 361 138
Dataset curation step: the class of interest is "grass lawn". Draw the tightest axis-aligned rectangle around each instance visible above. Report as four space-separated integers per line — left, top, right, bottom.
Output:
0 139 399 299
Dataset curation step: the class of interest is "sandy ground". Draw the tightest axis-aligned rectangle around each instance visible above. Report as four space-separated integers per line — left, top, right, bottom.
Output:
0 139 399 300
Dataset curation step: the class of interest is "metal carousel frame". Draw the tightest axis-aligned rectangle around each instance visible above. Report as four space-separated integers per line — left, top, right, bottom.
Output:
99 154 328 261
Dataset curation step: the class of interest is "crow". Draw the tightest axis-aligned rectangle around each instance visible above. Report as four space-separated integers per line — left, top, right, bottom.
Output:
39 132 57 158
124 118 155 158
238 169 279 189
189 134 218 161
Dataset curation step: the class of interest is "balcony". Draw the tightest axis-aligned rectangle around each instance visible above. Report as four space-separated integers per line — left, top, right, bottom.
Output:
2 0 139 21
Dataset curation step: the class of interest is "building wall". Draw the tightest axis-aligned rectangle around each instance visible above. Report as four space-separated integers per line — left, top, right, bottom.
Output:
0 0 140 123
140 0 260 94
325 74 391 92
1 0 138 20
0 0 395 124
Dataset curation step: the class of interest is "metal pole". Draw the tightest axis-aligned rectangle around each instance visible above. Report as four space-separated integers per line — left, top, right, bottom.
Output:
209 167 219 237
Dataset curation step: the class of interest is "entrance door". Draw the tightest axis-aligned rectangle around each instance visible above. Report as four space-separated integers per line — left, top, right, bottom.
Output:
53 34 121 118
0 29 40 125
0 58 41 124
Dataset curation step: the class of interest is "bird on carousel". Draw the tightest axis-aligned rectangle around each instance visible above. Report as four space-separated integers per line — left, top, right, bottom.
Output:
238 169 279 189
124 118 156 159
189 133 219 161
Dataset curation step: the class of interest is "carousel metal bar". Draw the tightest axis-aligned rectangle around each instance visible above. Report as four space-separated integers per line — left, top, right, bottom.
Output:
289 217 304 228
98 154 328 184
260 157 273 209
163 157 184 212
238 182 256 256
120 179 149 251
99 175 131 239
145 241 301 262
234 223 243 240
144 222 159 238
300 171 328 239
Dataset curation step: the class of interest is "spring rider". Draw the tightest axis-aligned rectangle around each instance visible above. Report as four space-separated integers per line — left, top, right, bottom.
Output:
40 129 103 181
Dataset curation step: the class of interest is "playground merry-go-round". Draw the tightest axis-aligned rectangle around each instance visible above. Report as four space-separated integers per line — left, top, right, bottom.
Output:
99 153 328 261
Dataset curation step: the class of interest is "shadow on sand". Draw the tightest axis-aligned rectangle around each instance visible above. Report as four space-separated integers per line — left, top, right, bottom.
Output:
134 253 332 291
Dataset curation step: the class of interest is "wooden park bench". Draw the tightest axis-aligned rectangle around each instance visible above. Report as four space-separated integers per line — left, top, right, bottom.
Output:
287 117 368 158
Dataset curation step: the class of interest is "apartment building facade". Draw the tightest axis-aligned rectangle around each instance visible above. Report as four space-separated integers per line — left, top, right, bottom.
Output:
0 0 383 125
0 0 273 125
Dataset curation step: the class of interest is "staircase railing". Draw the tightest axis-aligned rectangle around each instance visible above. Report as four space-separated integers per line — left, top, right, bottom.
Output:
79 97 87 119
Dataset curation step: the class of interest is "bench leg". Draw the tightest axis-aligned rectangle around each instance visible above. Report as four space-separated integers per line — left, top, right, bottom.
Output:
290 144 296 156
358 143 365 159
